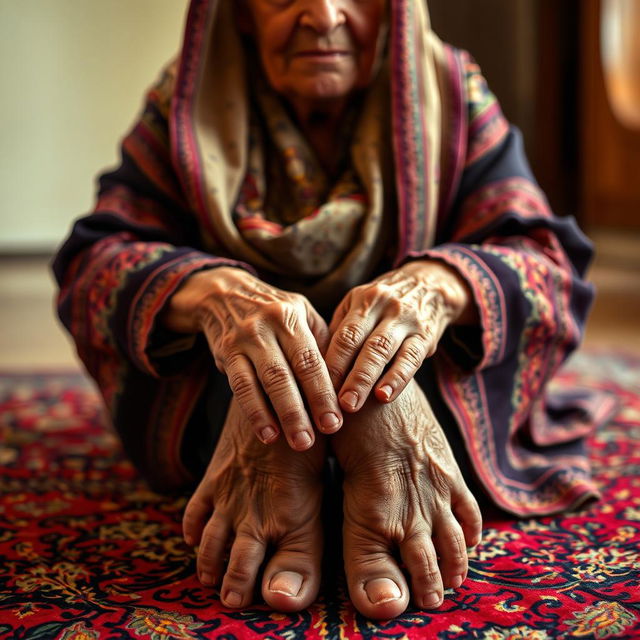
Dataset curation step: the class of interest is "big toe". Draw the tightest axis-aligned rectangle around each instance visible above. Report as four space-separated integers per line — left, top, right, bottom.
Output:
262 526 323 612
344 529 410 619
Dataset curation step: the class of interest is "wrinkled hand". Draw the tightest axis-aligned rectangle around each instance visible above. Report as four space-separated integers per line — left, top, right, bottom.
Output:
164 267 342 450
325 260 474 413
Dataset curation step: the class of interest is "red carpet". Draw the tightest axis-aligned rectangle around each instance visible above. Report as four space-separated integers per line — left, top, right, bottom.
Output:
1 351 639 639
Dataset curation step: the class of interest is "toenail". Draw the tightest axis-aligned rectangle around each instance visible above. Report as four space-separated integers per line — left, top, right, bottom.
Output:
269 571 303 597
364 578 402 604
341 391 359 410
260 426 277 443
292 431 313 449
451 574 463 589
423 592 442 609
224 590 242 607
320 412 340 432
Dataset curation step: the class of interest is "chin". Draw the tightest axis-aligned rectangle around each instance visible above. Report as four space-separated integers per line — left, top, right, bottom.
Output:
298 80 354 102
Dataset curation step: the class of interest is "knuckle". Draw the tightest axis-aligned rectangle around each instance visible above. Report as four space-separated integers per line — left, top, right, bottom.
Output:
267 301 299 333
311 390 337 407
351 369 376 388
245 406 269 427
260 362 290 390
291 347 322 375
238 316 264 340
389 366 411 387
368 333 395 359
227 371 254 398
336 324 364 350
403 340 426 369
278 408 306 428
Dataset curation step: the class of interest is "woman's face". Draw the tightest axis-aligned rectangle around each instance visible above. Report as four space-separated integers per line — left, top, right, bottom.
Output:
244 0 388 105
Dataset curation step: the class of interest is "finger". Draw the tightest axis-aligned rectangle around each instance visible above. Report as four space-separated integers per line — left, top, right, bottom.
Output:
305 302 331 355
375 335 429 403
328 292 351 337
225 354 281 445
254 352 315 451
338 321 404 411
183 484 213 547
452 488 483 549
324 313 377 401
400 531 445 610
281 329 343 436
220 530 267 609
433 515 468 591
197 510 231 587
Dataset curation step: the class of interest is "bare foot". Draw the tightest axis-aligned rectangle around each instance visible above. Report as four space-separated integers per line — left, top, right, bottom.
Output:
182 398 325 612
332 379 482 619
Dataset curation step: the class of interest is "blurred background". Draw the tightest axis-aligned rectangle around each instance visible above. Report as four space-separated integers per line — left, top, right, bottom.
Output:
0 0 638 370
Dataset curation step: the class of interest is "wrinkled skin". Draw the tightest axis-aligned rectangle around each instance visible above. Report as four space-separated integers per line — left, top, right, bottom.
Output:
183 381 482 619
325 260 474 413
173 6 481 616
332 379 482 619
183 398 326 612
165 267 342 451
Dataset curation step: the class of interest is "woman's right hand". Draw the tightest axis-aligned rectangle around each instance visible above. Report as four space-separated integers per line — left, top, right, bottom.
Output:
162 267 342 450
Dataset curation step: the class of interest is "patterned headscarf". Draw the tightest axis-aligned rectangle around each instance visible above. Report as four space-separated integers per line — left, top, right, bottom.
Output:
169 0 453 308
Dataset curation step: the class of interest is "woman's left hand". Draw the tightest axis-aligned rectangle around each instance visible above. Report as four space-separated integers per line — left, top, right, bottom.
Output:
325 260 476 413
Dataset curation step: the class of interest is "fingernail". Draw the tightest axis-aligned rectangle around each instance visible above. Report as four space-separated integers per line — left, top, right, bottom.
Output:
269 571 303 597
451 574 463 589
200 572 213 586
224 590 242 607
320 412 340 432
260 426 277 443
364 578 402 604
341 390 359 410
292 431 313 449
423 592 442 609
378 385 393 401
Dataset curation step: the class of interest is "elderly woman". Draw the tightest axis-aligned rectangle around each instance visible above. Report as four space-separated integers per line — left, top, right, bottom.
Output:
53 0 597 621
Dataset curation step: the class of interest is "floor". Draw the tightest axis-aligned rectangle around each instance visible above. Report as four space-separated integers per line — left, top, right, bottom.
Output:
0 228 638 371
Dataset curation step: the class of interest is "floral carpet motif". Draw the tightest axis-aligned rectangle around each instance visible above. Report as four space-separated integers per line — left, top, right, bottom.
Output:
0 350 639 639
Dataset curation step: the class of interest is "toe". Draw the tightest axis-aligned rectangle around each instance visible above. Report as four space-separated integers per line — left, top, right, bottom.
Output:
262 525 323 612
220 530 266 608
197 510 230 587
433 516 468 590
452 488 483 549
183 486 213 547
400 532 444 610
344 529 409 619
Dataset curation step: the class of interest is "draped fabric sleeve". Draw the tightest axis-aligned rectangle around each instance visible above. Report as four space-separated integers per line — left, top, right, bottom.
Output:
409 53 604 516
52 64 255 490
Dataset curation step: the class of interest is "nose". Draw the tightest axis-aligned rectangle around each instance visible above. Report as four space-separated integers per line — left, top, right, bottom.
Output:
300 0 346 34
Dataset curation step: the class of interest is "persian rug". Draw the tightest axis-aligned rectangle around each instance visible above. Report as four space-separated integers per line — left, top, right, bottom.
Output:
0 350 639 640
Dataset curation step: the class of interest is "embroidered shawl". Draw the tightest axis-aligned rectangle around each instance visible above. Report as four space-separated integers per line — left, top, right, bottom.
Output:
53 0 607 516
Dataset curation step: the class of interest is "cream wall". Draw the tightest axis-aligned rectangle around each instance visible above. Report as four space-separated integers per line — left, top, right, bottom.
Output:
0 0 189 252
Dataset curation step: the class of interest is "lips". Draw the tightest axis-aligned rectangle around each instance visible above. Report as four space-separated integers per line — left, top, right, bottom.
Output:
294 50 350 58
